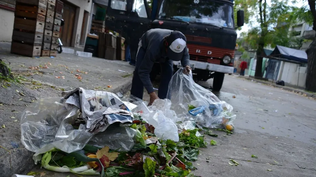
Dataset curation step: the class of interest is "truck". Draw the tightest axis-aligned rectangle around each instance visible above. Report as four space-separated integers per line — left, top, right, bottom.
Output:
104 0 244 91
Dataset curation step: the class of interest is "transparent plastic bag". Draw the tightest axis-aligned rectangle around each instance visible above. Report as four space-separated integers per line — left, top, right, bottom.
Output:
88 124 136 151
132 99 179 142
167 69 236 128
21 88 135 155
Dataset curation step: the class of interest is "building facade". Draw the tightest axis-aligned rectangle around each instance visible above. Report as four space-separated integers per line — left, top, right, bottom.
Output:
0 0 92 48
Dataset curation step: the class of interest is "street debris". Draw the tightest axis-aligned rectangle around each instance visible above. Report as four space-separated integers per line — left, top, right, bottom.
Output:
229 159 239 166
251 155 258 158
20 69 237 176
210 140 217 146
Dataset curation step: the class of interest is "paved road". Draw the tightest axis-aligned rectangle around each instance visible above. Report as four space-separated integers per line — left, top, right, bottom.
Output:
194 74 316 177
2 40 315 177
29 74 316 177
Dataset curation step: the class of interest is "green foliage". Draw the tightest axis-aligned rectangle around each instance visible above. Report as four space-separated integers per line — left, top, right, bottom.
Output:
188 105 196 111
210 140 217 146
179 129 207 148
0 60 18 83
183 148 199 161
235 0 313 50
161 165 193 177
143 157 156 177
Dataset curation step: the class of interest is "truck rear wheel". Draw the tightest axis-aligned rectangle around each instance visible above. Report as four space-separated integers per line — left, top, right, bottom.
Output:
213 72 225 91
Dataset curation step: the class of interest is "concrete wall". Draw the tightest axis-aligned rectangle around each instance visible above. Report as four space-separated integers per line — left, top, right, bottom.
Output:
278 61 307 88
0 8 14 42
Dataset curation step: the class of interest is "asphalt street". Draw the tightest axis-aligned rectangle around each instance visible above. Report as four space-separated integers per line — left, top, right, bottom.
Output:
1 41 315 176
193 75 316 177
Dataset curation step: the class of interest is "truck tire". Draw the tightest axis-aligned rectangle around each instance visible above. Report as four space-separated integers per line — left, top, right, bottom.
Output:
213 72 225 91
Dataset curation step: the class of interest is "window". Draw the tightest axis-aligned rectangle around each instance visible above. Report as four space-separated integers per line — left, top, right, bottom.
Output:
111 0 127 11
159 0 234 28
132 0 147 18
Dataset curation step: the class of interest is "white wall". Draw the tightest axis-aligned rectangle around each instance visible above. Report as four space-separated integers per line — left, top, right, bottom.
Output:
279 62 307 88
0 9 14 42
66 0 92 47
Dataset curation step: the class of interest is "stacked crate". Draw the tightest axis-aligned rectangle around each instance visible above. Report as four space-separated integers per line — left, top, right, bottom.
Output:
91 20 105 33
50 0 63 57
11 0 47 57
41 0 55 56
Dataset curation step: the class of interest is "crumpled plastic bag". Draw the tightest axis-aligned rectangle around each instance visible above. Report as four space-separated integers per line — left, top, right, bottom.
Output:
167 69 236 128
88 124 136 151
21 87 134 155
133 99 179 142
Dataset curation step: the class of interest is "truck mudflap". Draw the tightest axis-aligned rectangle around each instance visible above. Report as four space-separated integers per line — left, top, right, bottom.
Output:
174 60 234 74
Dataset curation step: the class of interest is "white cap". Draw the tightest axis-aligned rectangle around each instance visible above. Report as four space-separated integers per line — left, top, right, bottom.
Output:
169 38 186 53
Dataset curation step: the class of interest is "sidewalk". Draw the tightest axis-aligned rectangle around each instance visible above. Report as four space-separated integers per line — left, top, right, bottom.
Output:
237 74 316 99
0 42 135 177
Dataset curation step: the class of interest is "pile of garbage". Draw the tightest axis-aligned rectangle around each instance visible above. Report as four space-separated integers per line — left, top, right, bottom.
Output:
21 69 236 176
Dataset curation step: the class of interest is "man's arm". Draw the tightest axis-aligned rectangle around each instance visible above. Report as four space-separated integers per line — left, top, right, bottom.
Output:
181 47 191 74
181 47 190 67
138 51 156 94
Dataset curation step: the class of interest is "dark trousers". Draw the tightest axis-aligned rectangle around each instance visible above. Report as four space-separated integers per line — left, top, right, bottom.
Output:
130 47 173 99
240 69 245 76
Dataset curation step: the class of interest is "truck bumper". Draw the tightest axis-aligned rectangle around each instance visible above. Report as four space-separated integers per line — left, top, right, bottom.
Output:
174 60 234 74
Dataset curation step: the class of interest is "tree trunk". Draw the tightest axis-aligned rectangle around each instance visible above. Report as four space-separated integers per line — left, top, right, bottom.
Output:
305 0 316 91
255 43 264 78
305 37 316 91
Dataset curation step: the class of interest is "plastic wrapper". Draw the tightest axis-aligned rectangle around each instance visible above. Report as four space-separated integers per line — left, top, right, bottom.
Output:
88 124 136 151
21 87 134 155
168 69 236 128
132 99 179 142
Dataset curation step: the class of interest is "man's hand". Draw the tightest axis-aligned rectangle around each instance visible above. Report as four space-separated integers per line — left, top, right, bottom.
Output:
148 92 158 106
183 65 191 75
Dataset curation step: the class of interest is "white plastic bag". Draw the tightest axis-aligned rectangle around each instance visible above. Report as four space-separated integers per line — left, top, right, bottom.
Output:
134 99 179 142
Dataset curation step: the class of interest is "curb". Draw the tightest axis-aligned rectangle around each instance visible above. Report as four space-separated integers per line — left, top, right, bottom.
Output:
239 75 316 99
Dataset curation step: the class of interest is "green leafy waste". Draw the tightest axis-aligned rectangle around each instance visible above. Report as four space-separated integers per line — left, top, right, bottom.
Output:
179 129 207 148
143 157 156 177
210 140 217 146
35 116 228 177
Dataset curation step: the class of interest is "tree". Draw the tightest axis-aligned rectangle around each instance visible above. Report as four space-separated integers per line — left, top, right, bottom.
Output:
305 0 316 91
235 0 313 79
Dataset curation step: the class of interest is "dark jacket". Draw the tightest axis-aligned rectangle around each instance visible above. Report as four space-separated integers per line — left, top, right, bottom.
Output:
137 28 190 94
